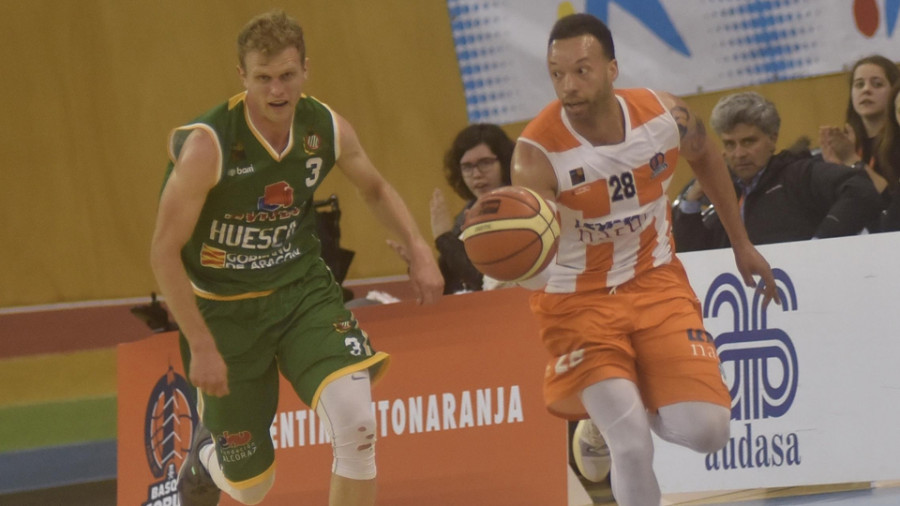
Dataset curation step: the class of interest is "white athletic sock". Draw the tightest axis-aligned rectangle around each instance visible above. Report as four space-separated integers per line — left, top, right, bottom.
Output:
199 443 232 493
197 435 275 504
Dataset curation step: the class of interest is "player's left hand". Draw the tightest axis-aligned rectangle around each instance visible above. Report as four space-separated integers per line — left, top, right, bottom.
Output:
732 243 781 308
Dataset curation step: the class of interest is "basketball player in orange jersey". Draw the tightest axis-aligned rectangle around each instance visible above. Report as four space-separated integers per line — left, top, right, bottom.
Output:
512 14 780 506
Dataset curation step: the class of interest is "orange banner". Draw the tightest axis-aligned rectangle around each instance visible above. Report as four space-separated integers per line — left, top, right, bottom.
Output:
117 288 567 505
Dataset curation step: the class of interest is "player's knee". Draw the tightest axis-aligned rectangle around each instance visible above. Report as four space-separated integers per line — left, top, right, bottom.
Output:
610 426 655 465
331 416 378 480
603 404 655 467
654 402 731 453
694 410 731 453
682 407 730 453
227 470 275 505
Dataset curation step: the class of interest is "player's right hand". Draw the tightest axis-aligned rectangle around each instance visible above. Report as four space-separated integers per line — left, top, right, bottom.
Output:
189 346 230 397
407 239 444 305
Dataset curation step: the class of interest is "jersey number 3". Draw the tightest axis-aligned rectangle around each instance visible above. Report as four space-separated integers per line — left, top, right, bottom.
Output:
305 157 323 187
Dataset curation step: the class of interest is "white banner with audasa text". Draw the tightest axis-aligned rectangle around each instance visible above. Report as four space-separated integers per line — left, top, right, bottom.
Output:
448 0 900 124
652 231 900 493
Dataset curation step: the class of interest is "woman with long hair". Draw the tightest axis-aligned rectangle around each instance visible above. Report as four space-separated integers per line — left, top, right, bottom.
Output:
878 82 900 231
820 55 900 193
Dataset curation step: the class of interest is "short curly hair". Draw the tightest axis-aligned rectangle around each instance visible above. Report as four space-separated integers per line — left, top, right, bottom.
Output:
442 124 514 201
237 10 305 69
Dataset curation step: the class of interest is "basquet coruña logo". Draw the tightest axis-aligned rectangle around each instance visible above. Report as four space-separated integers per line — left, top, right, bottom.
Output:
142 365 198 505
703 268 801 471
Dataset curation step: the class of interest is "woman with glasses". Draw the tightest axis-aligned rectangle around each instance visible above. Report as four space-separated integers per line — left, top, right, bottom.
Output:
390 124 514 293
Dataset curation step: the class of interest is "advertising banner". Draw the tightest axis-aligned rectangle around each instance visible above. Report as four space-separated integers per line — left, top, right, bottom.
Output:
119 232 900 501
655 231 900 492
117 289 568 506
448 0 900 124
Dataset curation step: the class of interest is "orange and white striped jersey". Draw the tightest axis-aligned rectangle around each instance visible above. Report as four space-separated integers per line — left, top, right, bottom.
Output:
518 88 680 294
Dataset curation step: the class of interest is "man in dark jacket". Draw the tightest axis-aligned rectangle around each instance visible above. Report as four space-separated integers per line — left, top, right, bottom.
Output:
673 92 883 252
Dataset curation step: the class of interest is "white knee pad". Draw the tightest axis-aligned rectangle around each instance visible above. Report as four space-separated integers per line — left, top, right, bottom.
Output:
330 418 377 480
652 401 731 453
227 471 275 505
316 370 378 480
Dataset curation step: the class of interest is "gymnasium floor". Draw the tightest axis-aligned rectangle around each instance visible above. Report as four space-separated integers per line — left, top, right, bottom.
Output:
572 474 900 505
672 484 900 505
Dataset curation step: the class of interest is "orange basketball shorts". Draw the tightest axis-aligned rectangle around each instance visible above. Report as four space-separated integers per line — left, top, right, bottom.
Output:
530 260 730 420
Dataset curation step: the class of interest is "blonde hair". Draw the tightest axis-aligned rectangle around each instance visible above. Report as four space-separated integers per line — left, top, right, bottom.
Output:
237 10 305 69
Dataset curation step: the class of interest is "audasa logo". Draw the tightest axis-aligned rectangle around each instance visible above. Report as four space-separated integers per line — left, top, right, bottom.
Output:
142 366 198 506
703 268 801 471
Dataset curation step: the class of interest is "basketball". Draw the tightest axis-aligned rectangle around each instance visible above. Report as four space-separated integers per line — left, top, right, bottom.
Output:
460 186 560 282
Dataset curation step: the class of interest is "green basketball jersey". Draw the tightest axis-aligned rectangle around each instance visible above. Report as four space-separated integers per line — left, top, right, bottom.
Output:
163 92 338 296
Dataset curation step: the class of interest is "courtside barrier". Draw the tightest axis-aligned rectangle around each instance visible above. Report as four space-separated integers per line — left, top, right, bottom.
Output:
655 232 900 492
117 288 568 506
118 232 900 504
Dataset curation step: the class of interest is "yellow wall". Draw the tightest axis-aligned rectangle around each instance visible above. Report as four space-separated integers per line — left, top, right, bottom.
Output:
0 1 856 307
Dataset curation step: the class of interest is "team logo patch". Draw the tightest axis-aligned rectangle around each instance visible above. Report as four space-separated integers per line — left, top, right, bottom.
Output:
200 243 226 268
569 167 586 185
649 152 668 178
258 181 294 211
304 132 321 154
229 140 247 162
333 319 356 333
142 366 197 505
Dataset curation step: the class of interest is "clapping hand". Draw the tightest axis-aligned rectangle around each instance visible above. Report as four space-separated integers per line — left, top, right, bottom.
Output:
818 124 857 165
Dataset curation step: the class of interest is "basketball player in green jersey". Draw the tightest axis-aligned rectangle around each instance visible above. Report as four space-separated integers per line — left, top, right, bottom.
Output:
150 10 443 506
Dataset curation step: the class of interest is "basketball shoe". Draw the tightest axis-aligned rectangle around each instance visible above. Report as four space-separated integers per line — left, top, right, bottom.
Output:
573 419 611 482
178 422 221 506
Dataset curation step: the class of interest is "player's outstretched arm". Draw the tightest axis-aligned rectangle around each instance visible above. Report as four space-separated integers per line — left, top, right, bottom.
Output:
658 91 780 306
510 140 560 290
150 128 230 397
333 113 444 304
511 140 558 202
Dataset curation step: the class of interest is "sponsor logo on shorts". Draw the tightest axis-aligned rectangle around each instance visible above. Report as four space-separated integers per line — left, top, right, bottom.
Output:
141 366 198 505
703 269 801 471
217 430 258 463
218 430 253 448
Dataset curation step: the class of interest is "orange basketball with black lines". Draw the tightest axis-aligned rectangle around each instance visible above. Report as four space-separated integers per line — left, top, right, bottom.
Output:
461 186 560 282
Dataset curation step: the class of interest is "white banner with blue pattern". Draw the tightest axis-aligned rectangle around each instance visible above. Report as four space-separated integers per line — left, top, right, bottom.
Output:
652 232 900 492
448 0 900 125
